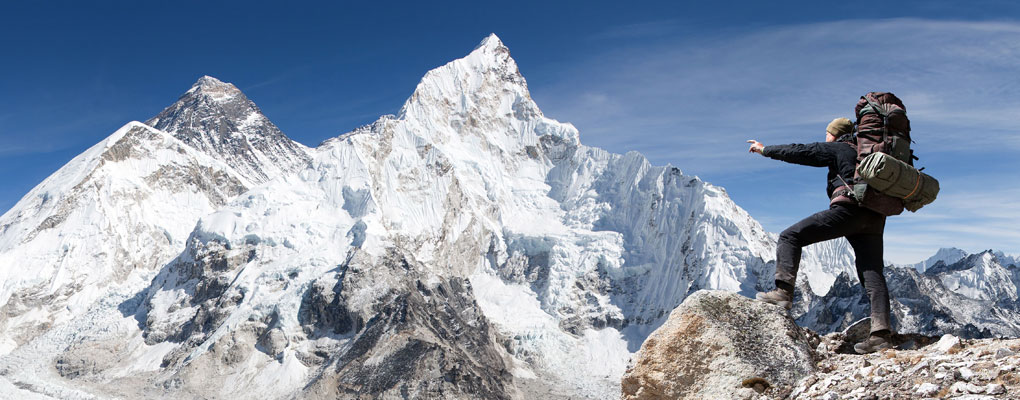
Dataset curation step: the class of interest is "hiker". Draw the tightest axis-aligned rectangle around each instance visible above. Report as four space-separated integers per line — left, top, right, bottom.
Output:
747 117 893 354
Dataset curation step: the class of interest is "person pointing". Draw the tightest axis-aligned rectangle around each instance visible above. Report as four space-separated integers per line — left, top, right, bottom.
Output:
748 117 894 354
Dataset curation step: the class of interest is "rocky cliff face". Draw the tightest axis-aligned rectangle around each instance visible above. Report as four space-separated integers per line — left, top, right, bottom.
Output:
127 248 515 399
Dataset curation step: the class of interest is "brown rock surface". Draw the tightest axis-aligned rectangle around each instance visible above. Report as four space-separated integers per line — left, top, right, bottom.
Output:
621 290 816 400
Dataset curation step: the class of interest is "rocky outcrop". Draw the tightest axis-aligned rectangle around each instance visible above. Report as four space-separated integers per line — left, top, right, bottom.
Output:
621 290 816 400
625 294 1020 400
133 244 516 399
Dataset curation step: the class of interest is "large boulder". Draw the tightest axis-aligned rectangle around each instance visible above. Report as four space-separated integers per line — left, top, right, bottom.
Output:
622 290 816 400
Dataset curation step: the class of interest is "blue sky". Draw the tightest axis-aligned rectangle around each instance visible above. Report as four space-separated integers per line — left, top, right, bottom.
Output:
1 1 1018 263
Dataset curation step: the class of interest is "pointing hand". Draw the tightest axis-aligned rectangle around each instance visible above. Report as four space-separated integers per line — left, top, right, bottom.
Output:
747 140 764 154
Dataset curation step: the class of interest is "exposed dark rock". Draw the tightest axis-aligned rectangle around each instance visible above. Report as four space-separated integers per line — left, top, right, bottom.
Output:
145 76 310 183
300 249 515 400
140 237 256 345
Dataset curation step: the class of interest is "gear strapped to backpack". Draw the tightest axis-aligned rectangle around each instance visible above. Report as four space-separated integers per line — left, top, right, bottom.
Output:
840 92 939 215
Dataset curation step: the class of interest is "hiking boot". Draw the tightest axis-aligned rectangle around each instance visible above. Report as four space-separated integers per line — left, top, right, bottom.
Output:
755 289 793 310
854 332 892 354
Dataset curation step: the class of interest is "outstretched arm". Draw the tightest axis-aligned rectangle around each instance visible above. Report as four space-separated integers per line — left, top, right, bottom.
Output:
758 142 833 167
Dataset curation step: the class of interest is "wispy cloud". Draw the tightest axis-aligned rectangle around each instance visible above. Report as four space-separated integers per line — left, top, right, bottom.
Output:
0 113 120 158
536 18 1020 154
244 65 315 91
0 144 31 156
529 18 1020 263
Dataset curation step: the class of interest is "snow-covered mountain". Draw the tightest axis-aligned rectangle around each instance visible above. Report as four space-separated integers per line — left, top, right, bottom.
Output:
2 34 1008 399
797 249 1020 338
0 77 311 358
903 247 968 273
993 250 1020 269
146 76 311 183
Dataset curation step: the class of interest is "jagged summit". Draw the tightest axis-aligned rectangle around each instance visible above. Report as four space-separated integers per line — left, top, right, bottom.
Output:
473 33 505 51
148 76 265 136
462 33 522 83
394 33 566 148
408 33 526 101
193 75 228 87
145 76 309 183
184 75 241 101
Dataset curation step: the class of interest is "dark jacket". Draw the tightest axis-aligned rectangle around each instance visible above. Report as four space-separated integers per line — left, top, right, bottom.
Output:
761 135 857 199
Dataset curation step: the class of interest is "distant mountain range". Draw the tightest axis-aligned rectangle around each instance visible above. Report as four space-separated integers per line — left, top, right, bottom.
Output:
798 249 1020 338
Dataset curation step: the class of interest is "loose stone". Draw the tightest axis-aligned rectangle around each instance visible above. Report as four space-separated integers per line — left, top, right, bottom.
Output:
957 366 975 381
935 334 962 353
916 382 940 396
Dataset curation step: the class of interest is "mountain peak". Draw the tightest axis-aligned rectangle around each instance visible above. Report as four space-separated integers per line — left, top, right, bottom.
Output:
400 34 532 121
464 33 515 72
194 75 225 86
473 33 505 52
910 247 969 273
184 75 241 102
147 76 263 141
145 76 309 183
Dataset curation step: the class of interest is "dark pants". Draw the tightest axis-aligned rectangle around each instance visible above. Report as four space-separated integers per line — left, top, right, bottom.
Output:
775 204 891 333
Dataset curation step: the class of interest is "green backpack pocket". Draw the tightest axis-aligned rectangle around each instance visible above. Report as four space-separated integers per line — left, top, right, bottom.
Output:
857 152 939 212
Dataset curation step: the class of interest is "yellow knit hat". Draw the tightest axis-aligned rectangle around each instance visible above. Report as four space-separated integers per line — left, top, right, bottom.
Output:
826 118 854 137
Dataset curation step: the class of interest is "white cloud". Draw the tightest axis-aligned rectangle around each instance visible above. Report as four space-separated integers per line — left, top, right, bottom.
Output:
0 145 30 156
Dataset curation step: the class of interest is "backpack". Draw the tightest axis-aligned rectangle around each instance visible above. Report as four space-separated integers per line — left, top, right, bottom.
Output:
849 92 939 214
855 92 912 166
